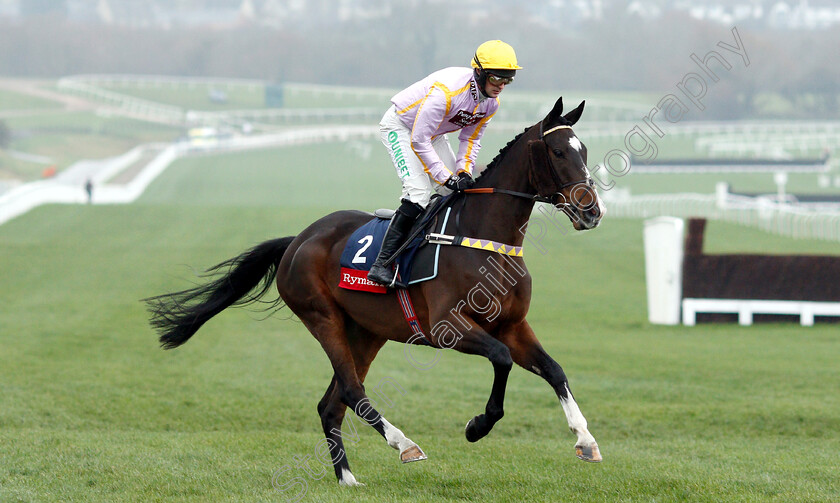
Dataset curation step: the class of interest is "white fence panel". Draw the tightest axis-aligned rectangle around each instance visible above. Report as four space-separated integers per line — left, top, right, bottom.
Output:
644 217 685 325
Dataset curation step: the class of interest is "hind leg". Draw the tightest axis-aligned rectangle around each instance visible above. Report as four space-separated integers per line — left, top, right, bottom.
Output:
318 376 358 486
300 304 425 485
340 325 426 463
318 330 412 487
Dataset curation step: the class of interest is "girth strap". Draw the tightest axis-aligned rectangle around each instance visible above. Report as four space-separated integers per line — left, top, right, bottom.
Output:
396 289 433 347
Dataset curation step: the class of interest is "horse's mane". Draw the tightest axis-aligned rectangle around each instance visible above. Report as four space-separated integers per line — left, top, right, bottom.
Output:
476 125 535 181
476 112 576 181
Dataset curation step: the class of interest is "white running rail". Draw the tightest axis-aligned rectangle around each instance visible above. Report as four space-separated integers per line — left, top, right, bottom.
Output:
0 126 378 226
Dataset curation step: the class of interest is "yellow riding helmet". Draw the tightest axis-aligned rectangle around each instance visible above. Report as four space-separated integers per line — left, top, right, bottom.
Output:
471 40 522 75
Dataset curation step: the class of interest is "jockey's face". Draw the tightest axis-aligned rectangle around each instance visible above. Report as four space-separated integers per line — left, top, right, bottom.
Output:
482 72 513 98
483 79 507 98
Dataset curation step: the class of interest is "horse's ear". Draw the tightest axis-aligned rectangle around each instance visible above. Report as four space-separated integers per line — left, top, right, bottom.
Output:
563 100 585 126
547 97 564 121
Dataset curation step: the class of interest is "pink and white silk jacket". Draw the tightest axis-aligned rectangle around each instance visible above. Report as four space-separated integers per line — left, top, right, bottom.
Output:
391 67 499 183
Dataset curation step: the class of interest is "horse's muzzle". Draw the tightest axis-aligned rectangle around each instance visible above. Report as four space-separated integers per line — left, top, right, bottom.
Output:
570 198 604 230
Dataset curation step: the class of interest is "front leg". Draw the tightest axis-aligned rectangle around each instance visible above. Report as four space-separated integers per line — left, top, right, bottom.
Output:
463 339 512 442
435 323 513 442
500 321 602 462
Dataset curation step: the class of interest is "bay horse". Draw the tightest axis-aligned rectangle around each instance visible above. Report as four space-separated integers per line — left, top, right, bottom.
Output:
145 97 605 486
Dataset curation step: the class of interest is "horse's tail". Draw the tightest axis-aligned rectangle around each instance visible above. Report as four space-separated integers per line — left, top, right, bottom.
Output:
144 236 296 350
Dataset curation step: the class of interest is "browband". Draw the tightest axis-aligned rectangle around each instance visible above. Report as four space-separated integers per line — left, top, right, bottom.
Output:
542 125 572 137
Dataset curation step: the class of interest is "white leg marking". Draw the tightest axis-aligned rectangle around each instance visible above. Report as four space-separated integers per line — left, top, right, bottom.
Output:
338 468 363 487
559 384 597 446
381 418 415 452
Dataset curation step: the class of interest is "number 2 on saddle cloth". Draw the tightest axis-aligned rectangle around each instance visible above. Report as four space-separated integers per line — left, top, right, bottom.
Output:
338 207 451 293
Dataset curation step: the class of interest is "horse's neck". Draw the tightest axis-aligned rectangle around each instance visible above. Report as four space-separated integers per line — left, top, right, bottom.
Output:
463 152 536 247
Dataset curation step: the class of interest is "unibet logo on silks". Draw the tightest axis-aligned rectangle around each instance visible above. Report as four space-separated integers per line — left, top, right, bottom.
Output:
388 131 410 179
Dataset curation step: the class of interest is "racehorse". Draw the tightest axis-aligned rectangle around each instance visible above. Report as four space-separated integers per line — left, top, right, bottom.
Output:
145 97 605 486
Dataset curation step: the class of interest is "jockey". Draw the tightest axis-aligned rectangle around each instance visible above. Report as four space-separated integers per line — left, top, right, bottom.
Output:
368 40 521 288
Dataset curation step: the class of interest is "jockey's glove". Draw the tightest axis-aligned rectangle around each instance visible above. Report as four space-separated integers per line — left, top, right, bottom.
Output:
445 172 475 192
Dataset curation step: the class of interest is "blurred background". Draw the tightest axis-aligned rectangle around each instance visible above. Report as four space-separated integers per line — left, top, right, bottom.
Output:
0 0 838 103
1 0 839 200
2 3 840 501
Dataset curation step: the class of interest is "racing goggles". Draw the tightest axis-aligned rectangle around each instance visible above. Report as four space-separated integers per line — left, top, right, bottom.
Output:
486 73 514 85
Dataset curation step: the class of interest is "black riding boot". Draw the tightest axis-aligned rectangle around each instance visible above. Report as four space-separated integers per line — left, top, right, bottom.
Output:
367 200 423 288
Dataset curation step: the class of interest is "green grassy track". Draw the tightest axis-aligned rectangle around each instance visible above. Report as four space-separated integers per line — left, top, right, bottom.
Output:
99 83 267 111
1 110 180 180
1 142 839 502
0 89 63 112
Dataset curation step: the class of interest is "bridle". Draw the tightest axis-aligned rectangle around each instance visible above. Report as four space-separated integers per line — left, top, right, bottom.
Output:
464 123 595 208
403 123 597 264
536 123 595 206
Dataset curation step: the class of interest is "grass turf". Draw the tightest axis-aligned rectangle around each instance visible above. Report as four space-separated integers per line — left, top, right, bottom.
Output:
1 141 839 502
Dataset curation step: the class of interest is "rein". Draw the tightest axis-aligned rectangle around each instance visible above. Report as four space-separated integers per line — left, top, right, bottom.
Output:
386 122 594 267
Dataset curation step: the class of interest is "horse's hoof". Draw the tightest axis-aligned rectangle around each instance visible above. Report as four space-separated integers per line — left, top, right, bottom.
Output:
575 443 602 462
465 418 477 442
338 468 365 486
464 416 489 442
400 444 427 463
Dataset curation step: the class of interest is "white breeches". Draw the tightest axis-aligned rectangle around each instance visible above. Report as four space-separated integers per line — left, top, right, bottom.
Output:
379 105 455 208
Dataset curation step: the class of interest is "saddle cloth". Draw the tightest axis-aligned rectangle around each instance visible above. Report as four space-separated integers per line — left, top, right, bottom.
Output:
338 205 454 293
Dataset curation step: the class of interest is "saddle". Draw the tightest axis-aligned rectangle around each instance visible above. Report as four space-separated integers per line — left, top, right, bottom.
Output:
338 193 525 293
339 196 453 293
